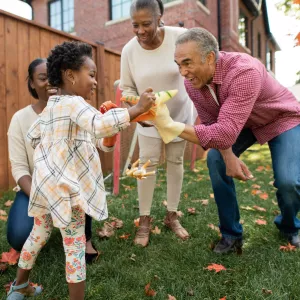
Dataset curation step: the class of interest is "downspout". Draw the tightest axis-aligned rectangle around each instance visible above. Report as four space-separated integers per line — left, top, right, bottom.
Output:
217 0 222 50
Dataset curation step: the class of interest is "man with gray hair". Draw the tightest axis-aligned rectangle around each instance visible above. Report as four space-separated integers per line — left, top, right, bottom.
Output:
153 27 300 254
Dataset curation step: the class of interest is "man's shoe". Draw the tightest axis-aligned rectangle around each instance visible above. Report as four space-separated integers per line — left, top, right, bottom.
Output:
213 237 243 254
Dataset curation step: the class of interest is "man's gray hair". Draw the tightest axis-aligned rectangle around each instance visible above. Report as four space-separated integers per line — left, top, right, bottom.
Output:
176 28 219 62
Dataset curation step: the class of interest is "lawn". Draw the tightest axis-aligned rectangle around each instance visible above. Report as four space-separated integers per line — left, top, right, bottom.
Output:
1 145 300 300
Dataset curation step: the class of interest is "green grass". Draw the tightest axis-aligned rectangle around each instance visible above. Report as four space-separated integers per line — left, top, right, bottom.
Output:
1 145 300 300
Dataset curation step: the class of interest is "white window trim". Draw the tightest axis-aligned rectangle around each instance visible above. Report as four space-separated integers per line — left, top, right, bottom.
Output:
106 0 184 26
196 1 210 15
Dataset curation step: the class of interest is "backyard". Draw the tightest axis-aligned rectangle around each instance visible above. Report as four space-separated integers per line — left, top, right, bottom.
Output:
0 145 299 300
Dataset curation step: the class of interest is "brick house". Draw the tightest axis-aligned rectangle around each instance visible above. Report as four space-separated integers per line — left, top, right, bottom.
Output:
22 0 279 73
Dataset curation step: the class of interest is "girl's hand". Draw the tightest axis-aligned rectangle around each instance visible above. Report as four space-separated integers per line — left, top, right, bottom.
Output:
135 88 156 114
103 135 117 147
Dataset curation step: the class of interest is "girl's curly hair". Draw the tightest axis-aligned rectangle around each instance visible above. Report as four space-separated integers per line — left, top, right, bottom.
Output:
47 41 93 87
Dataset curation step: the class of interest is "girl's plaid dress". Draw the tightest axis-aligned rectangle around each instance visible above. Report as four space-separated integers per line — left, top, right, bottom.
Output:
27 95 130 228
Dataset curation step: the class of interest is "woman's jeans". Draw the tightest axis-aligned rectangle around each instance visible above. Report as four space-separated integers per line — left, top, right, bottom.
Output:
7 190 92 251
207 126 300 239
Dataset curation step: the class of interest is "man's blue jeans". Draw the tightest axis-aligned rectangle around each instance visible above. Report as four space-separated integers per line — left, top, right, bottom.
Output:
207 126 300 239
7 190 93 251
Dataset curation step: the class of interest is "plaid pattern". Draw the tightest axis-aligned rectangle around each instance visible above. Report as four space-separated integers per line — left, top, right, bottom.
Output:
27 95 130 228
185 51 300 150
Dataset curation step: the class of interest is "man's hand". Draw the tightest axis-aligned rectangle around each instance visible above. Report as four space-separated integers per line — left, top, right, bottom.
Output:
220 149 253 181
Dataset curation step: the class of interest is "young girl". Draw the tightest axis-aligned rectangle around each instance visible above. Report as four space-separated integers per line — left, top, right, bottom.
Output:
7 41 155 300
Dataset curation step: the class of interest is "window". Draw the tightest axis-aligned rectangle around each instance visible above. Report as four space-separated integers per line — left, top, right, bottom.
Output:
266 50 273 71
199 0 207 5
257 33 261 58
162 0 177 4
110 0 131 20
49 0 74 33
238 11 248 48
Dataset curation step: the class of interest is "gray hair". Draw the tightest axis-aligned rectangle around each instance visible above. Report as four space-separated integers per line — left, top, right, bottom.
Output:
176 28 219 62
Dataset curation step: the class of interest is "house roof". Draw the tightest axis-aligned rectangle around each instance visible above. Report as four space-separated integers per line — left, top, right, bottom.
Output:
242 0 280 51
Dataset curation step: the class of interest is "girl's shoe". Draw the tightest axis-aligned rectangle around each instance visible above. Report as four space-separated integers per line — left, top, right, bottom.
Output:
7 280 42 299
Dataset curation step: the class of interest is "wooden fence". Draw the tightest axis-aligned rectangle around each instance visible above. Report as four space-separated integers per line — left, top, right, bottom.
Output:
0 9 205 191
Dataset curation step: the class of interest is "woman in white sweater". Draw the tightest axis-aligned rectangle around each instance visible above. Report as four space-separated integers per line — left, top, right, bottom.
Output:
120 0 196 247
7 58 102 263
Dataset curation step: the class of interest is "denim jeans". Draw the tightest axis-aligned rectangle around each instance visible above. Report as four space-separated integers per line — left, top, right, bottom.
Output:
207 126 300 239
7 190 93 251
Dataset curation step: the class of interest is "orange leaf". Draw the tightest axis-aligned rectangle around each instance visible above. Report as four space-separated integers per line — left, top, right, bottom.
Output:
121 184 134 191
279 243 296 252
253 205 266 212
110 217 123 229
205 263 226 273
119 233 131 239
162 200 168 207
251 189 262 195
184 193 188 199
134 218 140 227
259 193 269 200
209 193 214 199
0 216 7 221
255 219 267 225
144 283 156 297
187 207 196 214
294 0 300 5
295 32 300 46
0 248 20 265
4 200 13 207
256 166 265 172
0 209 7 216
220 297 227 300
168 295 177 300
201 200 209 206
176 211 184 217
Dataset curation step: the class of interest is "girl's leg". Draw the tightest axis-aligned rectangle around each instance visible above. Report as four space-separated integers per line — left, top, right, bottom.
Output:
13 214 53 296
61 206 86 300
135 134 162 247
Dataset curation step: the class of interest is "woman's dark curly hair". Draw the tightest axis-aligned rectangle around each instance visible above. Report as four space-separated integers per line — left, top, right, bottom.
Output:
27 58 46 99
47 41 93 87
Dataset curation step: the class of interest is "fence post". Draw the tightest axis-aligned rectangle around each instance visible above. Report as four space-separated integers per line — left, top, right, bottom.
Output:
113 80 121 195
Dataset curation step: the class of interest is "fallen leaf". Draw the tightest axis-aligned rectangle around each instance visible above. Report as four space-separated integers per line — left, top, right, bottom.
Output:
253 205 266 212
0 263 8 274
0 248 20 265
187 207 196 214
0 209 7 216
273 209 280 215
145 283 156 297
4 282 13 293
240 219 245 224
119 233 131 239
259 193 269 200
256 166 265 172
121 194 129 199
168 295 177 300
255 219 267 225
134 218 140 227
122 203 125 209
110 217 123 229
96 222 115 238
265 165 272 171
129 253 136 262
0 216 7 221
208 224 220 232
162 200 168 207
272 200 277 205
205 263 226 273
251 184 261 189
209 193 214 199
201 200 209 206
176 211 184 217
151 226 161 235
251 189 262 195
262 288 272 295
219 297 227 300
156 183 161 187
4 200 13 207
193 168 200 173
187 289 194 296
269 181 274 186
122 184 134 191
279 243 296 252
184 193 188 199
241 206 255 211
